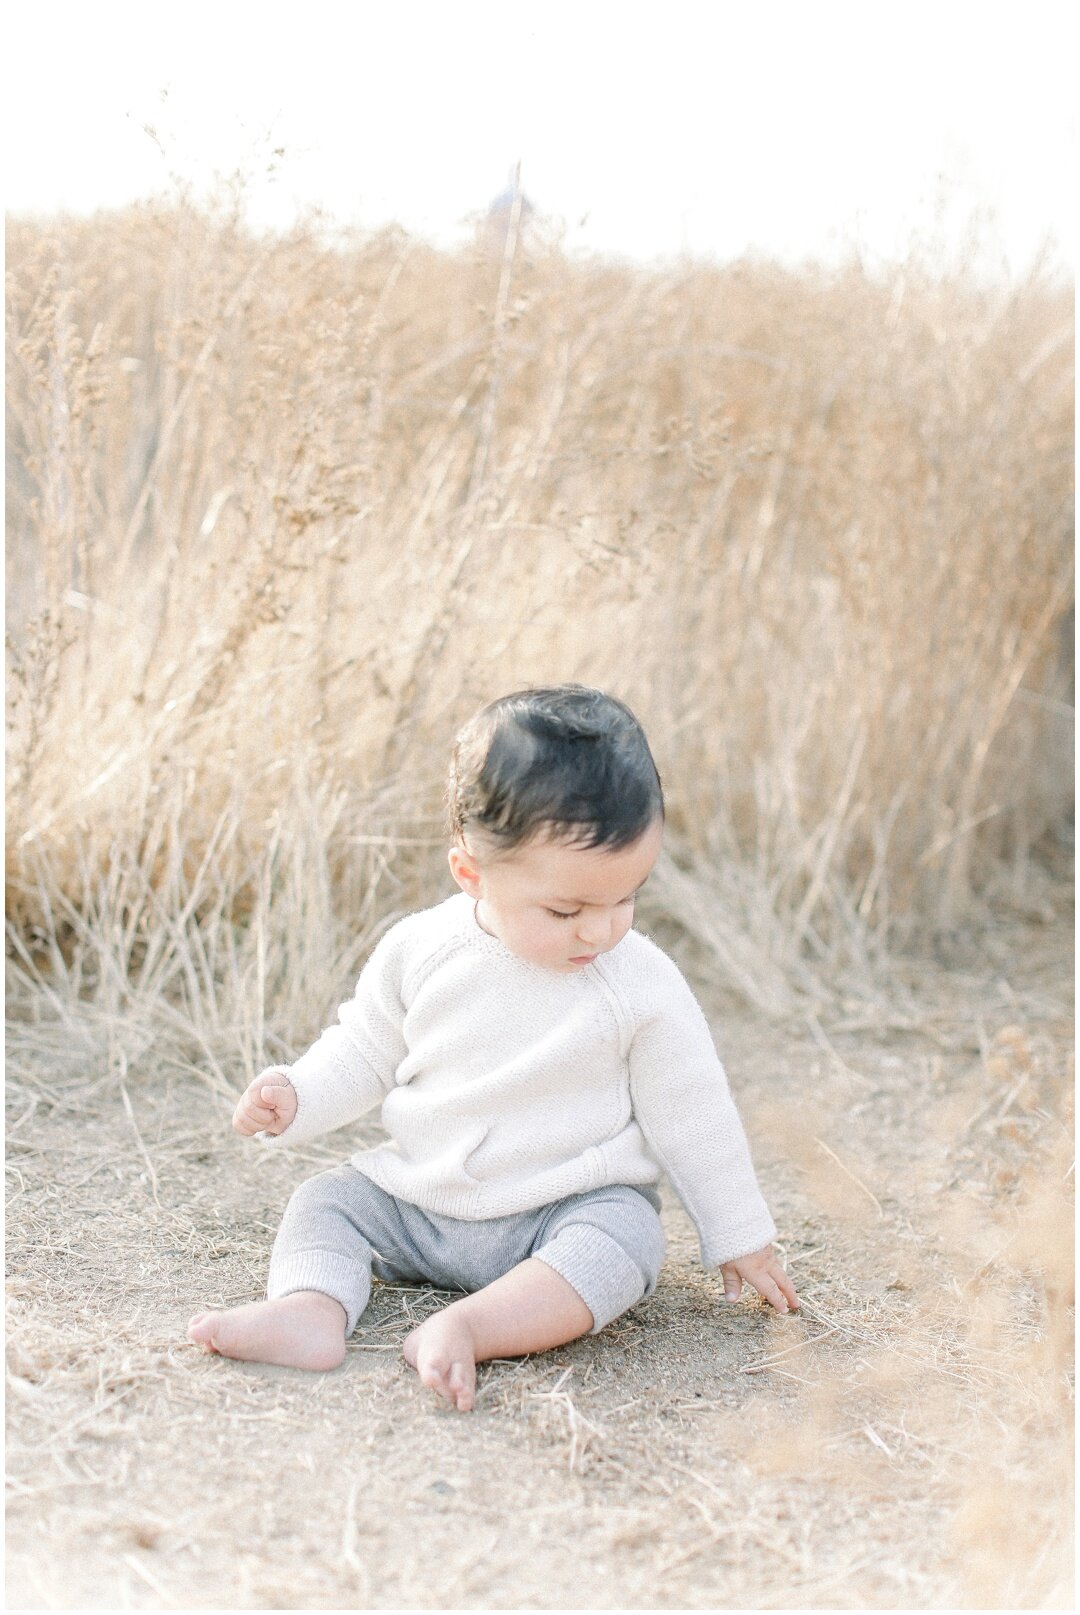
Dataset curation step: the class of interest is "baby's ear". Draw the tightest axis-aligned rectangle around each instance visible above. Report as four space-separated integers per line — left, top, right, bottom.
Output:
447 842 483 898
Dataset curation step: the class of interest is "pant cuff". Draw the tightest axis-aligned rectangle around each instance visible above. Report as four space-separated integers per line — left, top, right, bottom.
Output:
266 1251 371 1336
533 1225 648 1334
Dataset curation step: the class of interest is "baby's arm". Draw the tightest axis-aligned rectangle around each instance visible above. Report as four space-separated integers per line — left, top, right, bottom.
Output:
233 1070 297 1137
626 946 794 1309
247 922 412 1148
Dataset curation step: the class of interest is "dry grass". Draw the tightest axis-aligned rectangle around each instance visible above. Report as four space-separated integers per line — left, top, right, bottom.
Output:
5 200 1074 1608
6 203 1073 1003
5 930 1073 1609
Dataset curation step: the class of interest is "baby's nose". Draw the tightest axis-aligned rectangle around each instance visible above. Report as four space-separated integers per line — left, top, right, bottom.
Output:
576 912 611 946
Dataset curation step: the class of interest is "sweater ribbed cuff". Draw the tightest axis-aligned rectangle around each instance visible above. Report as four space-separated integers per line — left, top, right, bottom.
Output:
698 1213 778 1270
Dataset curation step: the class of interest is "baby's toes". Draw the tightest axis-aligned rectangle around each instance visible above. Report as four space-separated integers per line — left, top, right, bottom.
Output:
187 1312 219 1350
418 1353 451 1395
418 1349 469 1409
448 1359 475 1412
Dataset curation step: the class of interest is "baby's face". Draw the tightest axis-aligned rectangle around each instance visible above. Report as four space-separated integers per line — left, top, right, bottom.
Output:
451 818 663 972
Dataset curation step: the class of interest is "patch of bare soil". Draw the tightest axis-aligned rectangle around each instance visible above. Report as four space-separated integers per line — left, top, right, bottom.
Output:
6 912 1073 1610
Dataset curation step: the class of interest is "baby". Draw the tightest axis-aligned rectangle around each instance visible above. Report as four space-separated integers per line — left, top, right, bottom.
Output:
188 685 797 1409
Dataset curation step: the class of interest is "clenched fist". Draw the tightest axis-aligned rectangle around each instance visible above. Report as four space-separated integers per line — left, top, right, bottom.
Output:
233 1070 298 1137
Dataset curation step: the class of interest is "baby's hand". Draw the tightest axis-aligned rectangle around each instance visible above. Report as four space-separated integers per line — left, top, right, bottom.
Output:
720 1245 799 1314
233 1070 297 1137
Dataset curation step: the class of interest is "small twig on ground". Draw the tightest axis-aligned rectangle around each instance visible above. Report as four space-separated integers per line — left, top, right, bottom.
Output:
740 1322 841 1374
814 1136 884 1216
806 1013 876 1087
118 1077 162 1209
340 1479 365 1588
122 1553 176 1606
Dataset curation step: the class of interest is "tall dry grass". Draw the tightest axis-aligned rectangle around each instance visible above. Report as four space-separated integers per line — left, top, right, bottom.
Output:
5 200 1073 1057
4 201 1074 1608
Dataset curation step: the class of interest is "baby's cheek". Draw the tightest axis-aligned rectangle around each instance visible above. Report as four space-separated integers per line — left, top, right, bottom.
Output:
523 918 558 959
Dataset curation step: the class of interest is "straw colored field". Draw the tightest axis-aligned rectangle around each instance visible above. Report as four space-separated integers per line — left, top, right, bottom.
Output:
5 916 1073 1609
6 205 1073 975
5 203 1074 1608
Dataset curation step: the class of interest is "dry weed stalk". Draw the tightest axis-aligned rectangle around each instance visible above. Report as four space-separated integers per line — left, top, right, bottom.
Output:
5 203 1073 1039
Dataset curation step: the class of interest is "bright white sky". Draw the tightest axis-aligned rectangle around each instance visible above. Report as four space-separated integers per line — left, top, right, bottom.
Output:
4 0 1076 275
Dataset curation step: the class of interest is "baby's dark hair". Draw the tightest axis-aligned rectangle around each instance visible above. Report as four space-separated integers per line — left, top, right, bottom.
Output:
448 685 664 855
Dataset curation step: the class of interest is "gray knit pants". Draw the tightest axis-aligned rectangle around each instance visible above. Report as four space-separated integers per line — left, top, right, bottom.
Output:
267 1164 665 1335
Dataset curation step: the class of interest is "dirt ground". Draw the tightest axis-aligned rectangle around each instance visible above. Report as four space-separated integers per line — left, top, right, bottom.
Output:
5 904 1074 1611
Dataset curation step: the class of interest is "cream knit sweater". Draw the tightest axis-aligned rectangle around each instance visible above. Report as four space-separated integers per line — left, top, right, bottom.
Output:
261 893 776 1268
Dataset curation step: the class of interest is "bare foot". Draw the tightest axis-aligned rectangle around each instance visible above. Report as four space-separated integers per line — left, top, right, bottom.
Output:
403 1309 479 1412
186 1291 347 1371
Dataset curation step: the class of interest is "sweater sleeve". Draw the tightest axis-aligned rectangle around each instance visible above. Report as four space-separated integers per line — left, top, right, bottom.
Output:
626 945 776 1268
258 923 410 1149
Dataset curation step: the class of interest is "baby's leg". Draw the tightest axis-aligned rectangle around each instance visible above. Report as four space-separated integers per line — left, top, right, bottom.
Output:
403 1257 593 1411
187 1166 397 1370
402 1186 665 1411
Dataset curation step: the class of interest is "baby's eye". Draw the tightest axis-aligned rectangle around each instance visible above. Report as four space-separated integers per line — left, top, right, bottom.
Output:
545 907 580 920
